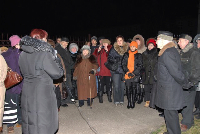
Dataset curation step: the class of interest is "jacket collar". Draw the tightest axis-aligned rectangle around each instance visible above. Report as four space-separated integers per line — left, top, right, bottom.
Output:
113 42 128 56
158 42 176 56
181 43 193 53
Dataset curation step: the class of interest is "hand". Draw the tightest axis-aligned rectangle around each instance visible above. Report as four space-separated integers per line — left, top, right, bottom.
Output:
89 70 95 75
183 82 193 89
104 45 108 52
128 73 135 77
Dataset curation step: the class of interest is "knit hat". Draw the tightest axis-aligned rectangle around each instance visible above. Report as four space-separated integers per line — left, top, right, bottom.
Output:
157 31 173 41
81 45 91 53
101 39 111 45
69 43 79 52
146 38 157 47
61 37 69 42
9 35 21 47
91 36 97 41
179 34 192 43
130 41 138 49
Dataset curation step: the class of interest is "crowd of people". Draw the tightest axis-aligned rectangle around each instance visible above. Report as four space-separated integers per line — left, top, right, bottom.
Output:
0 29 200 134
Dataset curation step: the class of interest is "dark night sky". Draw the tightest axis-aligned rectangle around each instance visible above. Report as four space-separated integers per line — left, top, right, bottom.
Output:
0 0 199 39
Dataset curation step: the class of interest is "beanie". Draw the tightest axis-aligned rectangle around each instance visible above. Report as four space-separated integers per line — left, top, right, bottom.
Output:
61 37 69 42
69 43 79 52
91 36 97 41
157 31 173 41
130 41 138 49
81 45 91 53
179 34 192 43
9 35 21 47
146 38 157 47
101 39 111 45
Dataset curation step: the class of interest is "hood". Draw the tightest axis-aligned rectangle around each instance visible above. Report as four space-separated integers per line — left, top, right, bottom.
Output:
20 36 54 54
133 34 145 50
193 34 200 48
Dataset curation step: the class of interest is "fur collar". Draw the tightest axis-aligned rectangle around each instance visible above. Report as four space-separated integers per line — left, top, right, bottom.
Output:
81 53 90 59
113 42 128 56
158 42 176 56
182 43 193 53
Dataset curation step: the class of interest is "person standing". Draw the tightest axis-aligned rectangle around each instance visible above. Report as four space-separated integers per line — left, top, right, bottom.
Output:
142 38 158 107
93 39 112 103
0 49 8 132
19 29 64 134
107 35 128 106
122 41 142 109
73 45 98 107
155 31 186 134
90 36 98 54
2 35 23 133
178 34 200 132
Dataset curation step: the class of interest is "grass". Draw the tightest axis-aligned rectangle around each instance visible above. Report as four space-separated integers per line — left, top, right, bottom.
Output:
151 114 200 134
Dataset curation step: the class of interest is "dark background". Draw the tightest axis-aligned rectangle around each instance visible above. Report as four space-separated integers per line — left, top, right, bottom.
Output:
0 0 199 41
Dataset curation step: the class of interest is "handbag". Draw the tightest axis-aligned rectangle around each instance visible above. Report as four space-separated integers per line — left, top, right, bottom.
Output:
4 67 23 89
104 61 118 71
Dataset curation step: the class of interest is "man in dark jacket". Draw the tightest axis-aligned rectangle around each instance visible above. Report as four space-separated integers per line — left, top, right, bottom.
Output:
178 34 200 131
156 31 185 134
55 37 75 104
90 36 99 54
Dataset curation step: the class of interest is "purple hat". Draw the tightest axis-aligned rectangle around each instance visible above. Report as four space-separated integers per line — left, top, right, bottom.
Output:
9 35 21 47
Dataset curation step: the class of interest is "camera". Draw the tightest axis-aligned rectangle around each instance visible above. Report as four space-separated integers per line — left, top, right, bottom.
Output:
101 46 104 48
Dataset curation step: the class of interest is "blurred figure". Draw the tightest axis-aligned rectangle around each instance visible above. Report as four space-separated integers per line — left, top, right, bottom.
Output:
19 29 64 134
0 46 8 53
73 45 98 107
85 41 91 46
2 35 23 133
0 49 8 132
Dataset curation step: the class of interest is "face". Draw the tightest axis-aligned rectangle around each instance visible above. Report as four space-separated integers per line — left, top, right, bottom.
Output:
82 49 89 56
156 38 164 49
135 40 141 46
71 47 77 53
130 46 136 52
61 41 69 49
15 44 20 49
91 39 97 45
103 43 108 47
178 38 189 49
87 42 90 46
148 43 155 50
117 37 124 46
57 38 61 43
197 40 200 49
42 37 47 42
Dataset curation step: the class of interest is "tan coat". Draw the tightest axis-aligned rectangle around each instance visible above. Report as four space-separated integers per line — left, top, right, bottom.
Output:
73 56 98 100
0 55 7 126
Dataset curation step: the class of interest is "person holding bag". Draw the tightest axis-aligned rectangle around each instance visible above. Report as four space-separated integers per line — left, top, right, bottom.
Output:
122 41 142 109
0 49 8 132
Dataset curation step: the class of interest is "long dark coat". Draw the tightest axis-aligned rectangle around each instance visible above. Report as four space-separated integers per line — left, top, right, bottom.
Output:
73 54 98 100
19 36 64 134
156 42 185 110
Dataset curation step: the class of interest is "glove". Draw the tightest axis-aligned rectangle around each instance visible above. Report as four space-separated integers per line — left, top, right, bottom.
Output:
128 73 135 77
89 70 95 75
182 82 193 89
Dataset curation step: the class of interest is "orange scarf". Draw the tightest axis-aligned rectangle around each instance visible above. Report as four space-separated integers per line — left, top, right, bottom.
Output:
125 50 138 80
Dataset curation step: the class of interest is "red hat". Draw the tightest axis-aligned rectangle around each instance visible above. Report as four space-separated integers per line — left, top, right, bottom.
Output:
146 38 156 48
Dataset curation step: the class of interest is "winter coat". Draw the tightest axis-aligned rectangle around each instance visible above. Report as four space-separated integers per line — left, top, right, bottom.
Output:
180 43 200 88
2 48 23 94
90 45 99 54
73 54 98 100
55 44 74 74
142 48 158 85
122 52 143 79
93 45 112 76
107 42 129 74
19 36 64 134
156 42 185 110
133 34 146 54
0 55 7 127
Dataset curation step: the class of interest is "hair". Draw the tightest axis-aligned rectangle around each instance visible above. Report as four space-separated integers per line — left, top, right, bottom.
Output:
30 29 48 39
116 35 124 41
47 39 56 48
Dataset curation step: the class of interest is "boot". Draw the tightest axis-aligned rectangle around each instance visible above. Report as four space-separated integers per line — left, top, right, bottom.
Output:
127 87 131 109
99 91 103 103
107 91 112 102
144 101 150 107
137 92 143 104
193 108 200 115
131 89 136 109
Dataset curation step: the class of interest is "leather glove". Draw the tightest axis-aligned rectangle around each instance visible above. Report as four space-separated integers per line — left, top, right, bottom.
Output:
183 82 193 89
128 73 135 77
89 70 95 75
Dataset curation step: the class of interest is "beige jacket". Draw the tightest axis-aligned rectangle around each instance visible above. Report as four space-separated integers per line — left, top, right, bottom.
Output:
0 54 7 126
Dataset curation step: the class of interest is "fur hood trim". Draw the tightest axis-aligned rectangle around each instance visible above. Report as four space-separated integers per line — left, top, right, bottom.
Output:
158 42 176 56
113 42 128 56
182 43 193 53
133 34 146 51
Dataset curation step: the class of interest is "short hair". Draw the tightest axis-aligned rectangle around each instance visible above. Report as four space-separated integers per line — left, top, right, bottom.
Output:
30 29 48 39
116 35 124 41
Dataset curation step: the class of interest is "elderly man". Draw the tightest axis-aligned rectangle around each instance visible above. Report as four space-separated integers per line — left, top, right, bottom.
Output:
55 37 75 106
156 31 185 134
178 34 200 131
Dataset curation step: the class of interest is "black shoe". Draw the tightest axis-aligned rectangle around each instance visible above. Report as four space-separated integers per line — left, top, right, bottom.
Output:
61 104 68 107
159 113 164 117
193 108 200 115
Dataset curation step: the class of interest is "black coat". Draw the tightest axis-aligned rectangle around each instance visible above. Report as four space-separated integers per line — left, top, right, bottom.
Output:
156 42 185 110
19 36 64 134
122 52 143 76
55 44 73 74
142 48 158 85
